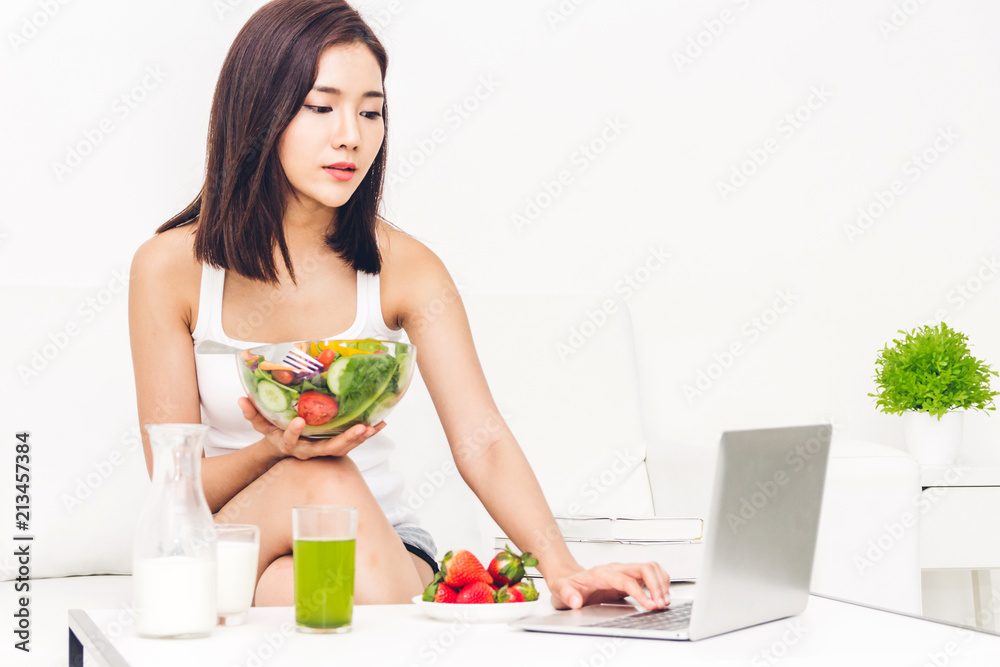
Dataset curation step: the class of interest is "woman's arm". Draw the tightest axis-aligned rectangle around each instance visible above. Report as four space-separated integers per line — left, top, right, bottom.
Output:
393 238 669 610
128 230 283 511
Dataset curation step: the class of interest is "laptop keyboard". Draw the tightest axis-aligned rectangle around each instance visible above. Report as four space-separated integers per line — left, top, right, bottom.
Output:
584 601 693 632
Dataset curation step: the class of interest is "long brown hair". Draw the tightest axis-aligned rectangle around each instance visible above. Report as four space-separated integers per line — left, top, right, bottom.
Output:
158 0 389 281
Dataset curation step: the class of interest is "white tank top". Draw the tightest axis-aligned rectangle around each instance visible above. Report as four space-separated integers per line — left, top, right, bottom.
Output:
190 261 416 527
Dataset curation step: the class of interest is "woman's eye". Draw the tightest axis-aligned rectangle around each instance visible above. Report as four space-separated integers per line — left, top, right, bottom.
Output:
303 105 332 114
361 111 383 119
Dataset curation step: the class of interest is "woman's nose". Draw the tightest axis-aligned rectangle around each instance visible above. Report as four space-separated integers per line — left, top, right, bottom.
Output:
330 109 360 150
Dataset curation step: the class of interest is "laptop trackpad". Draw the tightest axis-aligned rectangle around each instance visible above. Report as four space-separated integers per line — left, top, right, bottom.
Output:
519 601 652 627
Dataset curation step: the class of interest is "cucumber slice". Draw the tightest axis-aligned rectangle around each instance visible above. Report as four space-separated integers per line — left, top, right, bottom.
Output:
325 371 395 428
255 380 291 413
325 356 352 395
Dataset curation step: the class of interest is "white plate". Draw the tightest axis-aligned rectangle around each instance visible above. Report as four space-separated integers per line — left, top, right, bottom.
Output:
411 596 542 623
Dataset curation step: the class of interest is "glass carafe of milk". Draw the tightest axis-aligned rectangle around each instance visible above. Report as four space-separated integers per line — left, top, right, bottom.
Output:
133 423 217 638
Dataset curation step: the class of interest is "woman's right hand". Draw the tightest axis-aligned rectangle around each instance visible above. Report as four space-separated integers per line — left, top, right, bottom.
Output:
238 396 386 460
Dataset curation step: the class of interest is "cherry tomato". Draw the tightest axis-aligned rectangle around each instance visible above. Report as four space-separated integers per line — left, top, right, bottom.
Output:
317 348 337 370
297 392 339 426
270 369 295 385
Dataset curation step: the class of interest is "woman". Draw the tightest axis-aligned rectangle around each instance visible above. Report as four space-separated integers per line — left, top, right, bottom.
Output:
128 0 670 610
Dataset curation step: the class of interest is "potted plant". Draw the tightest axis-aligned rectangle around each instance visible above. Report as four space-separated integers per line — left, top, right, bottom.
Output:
869 322 998 465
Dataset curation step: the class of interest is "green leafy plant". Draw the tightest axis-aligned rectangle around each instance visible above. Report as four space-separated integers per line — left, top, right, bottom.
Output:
869 322 998 419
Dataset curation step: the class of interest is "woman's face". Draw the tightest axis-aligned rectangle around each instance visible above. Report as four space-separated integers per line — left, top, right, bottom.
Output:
278 43 386 215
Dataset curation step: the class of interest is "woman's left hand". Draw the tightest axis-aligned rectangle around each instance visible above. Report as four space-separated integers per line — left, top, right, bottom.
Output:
546 562 671 611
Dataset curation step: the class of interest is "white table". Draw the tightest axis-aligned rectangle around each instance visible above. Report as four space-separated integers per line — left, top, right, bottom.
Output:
920 465 1000 631
69 594 1000 667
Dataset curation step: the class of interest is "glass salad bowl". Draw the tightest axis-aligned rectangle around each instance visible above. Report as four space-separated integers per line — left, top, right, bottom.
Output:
237 339 416 439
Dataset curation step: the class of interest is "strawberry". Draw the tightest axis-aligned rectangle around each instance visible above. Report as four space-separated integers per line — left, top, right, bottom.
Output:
423 582 458 603
511 579 539 602
486 544 538 586
456 581 495 604
422 572 458 603
440 550 493 588
496 584 526 603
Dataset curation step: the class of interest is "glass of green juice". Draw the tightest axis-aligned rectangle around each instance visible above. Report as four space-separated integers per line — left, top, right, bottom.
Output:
292 506 358 634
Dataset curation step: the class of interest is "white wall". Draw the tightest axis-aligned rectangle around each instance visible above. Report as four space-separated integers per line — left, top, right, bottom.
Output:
4 0 999 464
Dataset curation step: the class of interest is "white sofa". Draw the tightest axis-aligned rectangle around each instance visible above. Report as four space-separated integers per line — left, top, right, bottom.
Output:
0 286 921 665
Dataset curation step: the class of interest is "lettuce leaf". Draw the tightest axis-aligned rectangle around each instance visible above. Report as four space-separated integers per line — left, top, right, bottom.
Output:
327 353 398 426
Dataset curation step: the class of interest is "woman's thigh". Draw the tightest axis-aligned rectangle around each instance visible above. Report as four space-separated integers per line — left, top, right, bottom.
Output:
214 455 424 603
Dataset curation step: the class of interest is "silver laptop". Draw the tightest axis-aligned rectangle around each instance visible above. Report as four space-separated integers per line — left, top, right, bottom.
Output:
512 424 831 641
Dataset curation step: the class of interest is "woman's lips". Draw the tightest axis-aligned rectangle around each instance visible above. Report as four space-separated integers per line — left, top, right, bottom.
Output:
323 165 356 181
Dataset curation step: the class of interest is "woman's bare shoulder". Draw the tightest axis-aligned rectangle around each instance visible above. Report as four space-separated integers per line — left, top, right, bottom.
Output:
377 221 446 275
132 225 200 276
129 225 202 323
377 221 458 330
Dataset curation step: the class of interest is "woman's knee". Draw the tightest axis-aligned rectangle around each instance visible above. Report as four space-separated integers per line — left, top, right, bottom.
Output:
268 455 367 500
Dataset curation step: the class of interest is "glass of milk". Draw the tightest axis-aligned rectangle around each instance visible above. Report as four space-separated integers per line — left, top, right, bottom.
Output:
215 524 260 626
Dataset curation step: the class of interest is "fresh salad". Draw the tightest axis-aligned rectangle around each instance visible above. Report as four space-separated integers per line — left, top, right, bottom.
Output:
238 339 415 437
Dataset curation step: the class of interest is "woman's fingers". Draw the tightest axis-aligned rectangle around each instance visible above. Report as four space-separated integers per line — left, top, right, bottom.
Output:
238 396 388 459
639 562 671 606
290 421 388 458
320 421 387 456
615 562 670 609
238 397 279 435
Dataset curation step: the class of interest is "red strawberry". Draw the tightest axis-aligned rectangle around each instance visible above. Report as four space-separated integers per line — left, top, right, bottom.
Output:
511 579 539 602
486 545 538 586
422 581 458 603
496 584 526 603
456 581 495 604
440 550 493 588
421 571 458 603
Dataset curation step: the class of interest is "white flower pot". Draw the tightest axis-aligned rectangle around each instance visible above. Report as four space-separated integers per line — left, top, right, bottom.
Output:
902 410 964 465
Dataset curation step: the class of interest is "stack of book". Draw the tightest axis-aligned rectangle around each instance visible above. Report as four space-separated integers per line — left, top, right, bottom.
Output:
493 516 704 582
